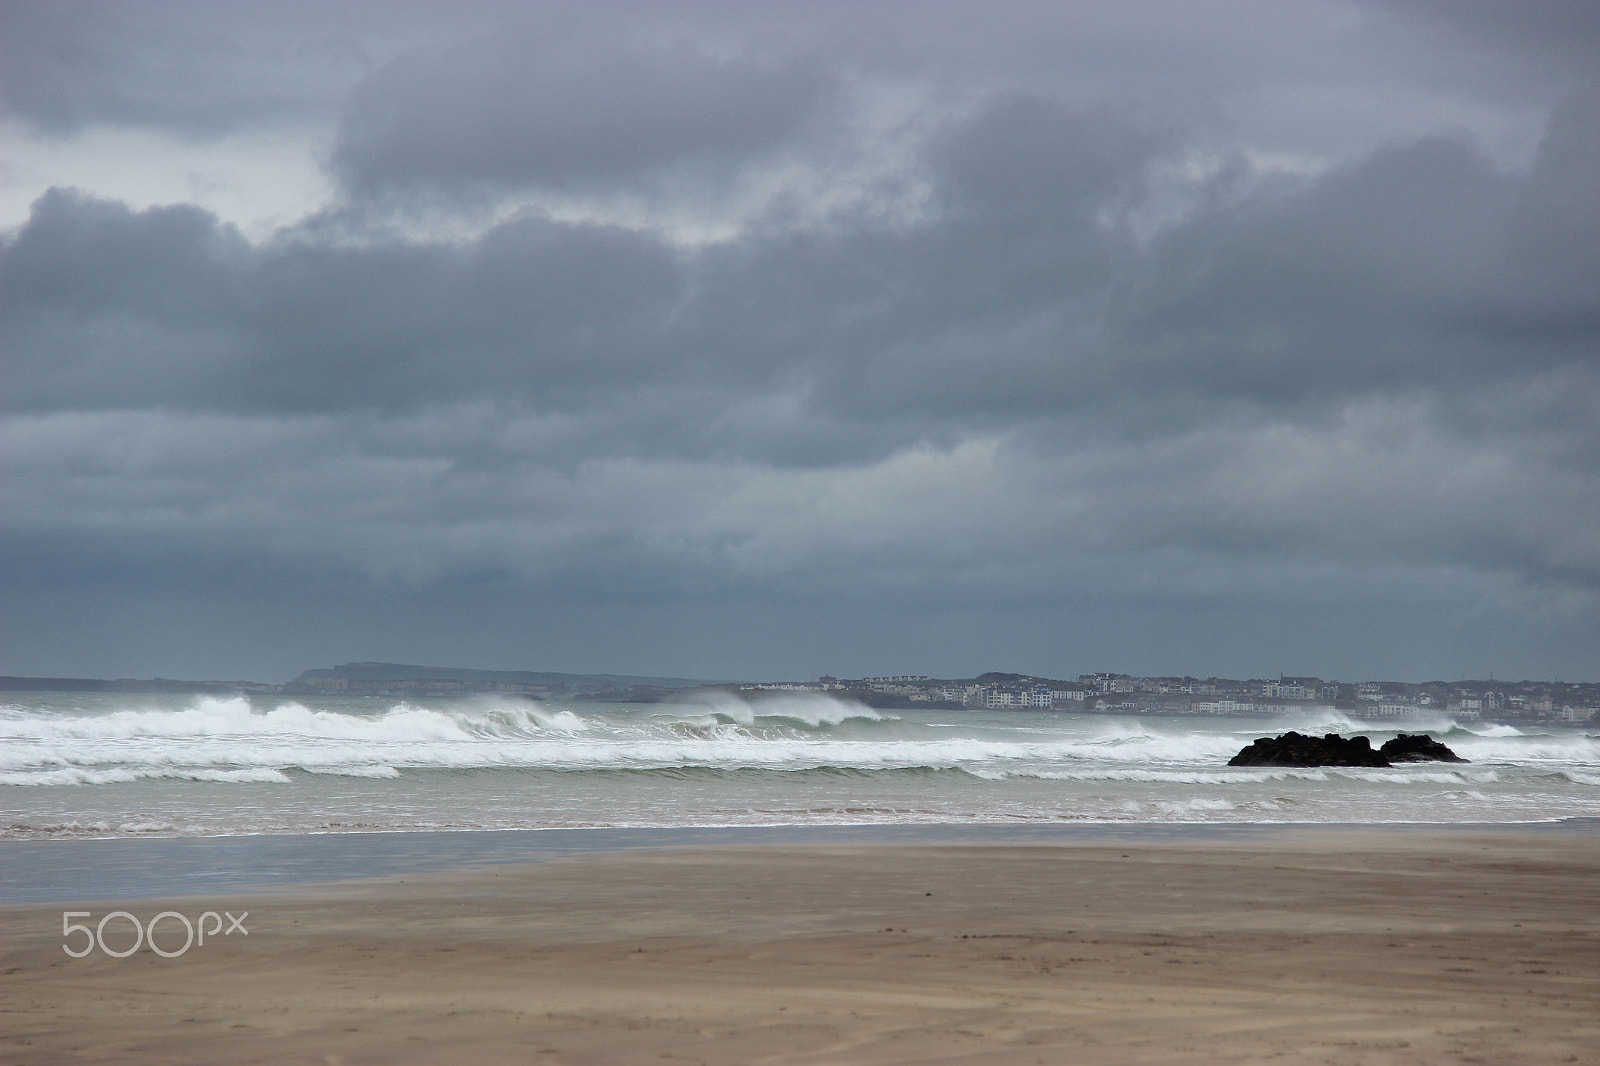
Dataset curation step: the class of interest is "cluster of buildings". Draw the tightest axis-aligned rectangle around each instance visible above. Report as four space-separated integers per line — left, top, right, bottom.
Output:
745 672 1599 722
245 663 1600 723
12 665 1591 724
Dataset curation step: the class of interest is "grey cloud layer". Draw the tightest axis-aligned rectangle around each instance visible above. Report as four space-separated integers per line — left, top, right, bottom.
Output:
4 0 1598 679
333 27 833 195
0 0 367 135
10 86 1595 418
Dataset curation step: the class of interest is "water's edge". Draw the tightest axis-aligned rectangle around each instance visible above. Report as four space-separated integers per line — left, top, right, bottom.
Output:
5 818 1597 905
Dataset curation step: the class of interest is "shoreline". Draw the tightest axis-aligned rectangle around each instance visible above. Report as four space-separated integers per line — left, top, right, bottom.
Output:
4 817 1597 905
5 827 1597 1064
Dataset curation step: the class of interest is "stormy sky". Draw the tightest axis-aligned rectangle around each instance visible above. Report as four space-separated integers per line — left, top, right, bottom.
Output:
3 1 1597 683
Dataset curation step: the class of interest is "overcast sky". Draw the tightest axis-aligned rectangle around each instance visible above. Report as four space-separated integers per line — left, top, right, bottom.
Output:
3 0 1597 683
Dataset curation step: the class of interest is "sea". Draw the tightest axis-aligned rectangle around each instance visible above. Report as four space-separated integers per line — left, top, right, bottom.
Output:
5 689 1599 840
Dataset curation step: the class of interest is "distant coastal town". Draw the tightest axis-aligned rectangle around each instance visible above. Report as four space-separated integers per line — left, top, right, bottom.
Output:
753 672 1599 724
4 663 1595 724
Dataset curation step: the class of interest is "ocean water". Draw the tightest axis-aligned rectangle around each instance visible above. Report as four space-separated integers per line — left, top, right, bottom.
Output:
4 691 1598 839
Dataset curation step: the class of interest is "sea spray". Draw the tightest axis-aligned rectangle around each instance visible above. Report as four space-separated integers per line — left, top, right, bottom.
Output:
4 692 1597 837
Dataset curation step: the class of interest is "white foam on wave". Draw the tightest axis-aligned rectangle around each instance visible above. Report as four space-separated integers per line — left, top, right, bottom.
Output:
4 694 1595 799
965 766 1330 784
0 695 466 741
463 705 594 735
0 766 293 786
301 764 401 779
1332 768 1493 785
967 765 1501 786
12 820 185 837
2 723 1241 781
1254 708 1491 737
2 767 141 786
0 695 623 781
0 695 598 744
672 691 887 727
1446 734 1600 762
1075 719 1246 761
1119 797 1239 817
1469 723 1527 737
1256 708 1368 733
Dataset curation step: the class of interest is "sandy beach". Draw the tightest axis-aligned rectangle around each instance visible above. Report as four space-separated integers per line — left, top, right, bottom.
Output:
4 828 1597 1065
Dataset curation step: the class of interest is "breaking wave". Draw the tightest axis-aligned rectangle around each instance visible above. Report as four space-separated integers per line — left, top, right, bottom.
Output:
4 694 1596 786
5 692 1598 837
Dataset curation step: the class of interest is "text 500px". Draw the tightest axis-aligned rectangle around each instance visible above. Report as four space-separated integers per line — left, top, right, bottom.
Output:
62 910 248 957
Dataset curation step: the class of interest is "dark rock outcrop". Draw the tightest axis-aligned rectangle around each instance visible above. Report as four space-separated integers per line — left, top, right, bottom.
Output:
1228 730 1467 767
1227 731 1391 767
1222 729 1388 765
1379 733 1469 763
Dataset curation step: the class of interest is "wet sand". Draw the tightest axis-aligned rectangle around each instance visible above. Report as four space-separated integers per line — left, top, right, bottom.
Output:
4 828 1597 1064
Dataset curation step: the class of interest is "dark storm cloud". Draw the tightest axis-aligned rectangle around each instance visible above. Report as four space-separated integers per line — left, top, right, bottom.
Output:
0 0 370 135
6 82 1598 455
622 95 1177 427
933 94 1171 215
4 92 1172 435
5 90 1160 425
4 0 1599 680
1119 86 1600 407
1121 138 1515 399
8 83 1598 594
3 189 687 415
1371 0 1600 77
1496 86 1600 334
331 23 833 196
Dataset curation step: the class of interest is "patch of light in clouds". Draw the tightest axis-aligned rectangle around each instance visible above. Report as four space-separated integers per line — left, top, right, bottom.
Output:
0 120 336 240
